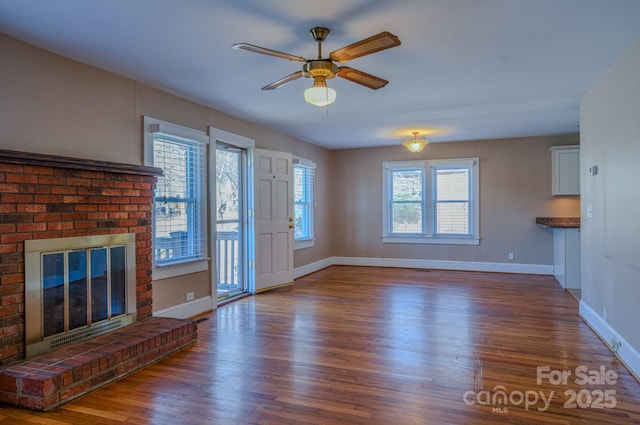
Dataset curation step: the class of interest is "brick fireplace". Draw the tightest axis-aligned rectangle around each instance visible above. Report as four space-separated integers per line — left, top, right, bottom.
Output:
0 149 199 411
0 148 161 366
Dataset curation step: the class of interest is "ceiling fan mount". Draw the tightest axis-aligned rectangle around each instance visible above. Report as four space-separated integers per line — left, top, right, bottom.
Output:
231 25 401 105
304 27 337 79
309 26 330 43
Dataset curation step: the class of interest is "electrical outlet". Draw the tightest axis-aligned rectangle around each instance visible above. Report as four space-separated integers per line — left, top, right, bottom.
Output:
186 291 195 301
508 252 514 261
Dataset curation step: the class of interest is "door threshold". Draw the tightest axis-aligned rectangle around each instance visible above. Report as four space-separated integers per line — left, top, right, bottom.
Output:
217 292 251 307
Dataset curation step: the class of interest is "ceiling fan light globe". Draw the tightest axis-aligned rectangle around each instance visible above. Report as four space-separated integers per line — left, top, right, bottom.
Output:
304 86 336 107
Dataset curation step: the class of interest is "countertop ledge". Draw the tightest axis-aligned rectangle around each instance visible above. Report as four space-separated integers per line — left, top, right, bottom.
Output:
536 217 580 228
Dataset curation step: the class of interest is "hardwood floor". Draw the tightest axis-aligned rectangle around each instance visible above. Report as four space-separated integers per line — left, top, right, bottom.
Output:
2 266 639 424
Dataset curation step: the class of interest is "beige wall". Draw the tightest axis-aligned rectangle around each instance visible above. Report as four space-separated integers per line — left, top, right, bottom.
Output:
153 271 210 311
0 35 139 163
1 31 588 318
580 38 640 351
330 135 580 265
0 33 332 313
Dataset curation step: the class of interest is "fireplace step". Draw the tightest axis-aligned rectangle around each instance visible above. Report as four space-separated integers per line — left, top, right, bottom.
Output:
0 317 197 411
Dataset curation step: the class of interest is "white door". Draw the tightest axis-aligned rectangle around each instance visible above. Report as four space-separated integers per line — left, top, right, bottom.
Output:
253 148 294 292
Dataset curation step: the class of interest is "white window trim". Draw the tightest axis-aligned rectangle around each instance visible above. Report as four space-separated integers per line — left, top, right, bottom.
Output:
294 240 315 250
382 235 480 245
293 156 316 250
382 158 480 245
209 127 255 150
144 116 210 280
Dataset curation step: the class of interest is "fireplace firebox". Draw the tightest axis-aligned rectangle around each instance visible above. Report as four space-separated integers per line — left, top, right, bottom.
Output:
25 233 137 357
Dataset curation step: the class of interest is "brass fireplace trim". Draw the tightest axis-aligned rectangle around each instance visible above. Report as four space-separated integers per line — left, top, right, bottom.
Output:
25 233 137 358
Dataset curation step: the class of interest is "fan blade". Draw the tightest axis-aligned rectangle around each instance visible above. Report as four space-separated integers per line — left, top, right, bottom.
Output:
232 43 307 62
261 71 303 90
337 67 388 90
330 31 401 62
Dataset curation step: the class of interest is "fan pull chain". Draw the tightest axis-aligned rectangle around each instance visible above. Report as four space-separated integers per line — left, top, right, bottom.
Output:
326 86 330 116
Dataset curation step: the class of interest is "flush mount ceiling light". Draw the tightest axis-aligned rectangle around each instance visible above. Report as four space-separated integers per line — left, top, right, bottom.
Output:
232 26 400 106
402 132 429 153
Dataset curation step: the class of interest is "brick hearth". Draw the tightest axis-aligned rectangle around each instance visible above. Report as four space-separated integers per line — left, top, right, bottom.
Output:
0 317 197 410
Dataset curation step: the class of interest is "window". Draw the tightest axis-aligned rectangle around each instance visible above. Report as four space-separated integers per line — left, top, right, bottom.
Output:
293 157 316 249
144 118 208 268
383 158 479 245
387 162 425 235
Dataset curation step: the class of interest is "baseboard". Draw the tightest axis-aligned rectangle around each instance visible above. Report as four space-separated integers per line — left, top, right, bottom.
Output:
331 256 384 267
294 257 334 278
330 256 553 275
153 295 215 319
579 300 640 380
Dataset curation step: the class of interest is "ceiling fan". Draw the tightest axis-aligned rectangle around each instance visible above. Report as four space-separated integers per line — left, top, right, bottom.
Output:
232 27 401 106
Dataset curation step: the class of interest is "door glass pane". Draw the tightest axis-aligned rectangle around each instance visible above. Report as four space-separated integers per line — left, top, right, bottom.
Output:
68 250 87 330
91 248 108 323
216 146 244 299
42 253 65 337
110 246 126 316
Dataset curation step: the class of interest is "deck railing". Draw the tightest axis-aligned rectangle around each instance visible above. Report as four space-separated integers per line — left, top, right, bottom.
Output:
217 231 239 289
154 230 240 290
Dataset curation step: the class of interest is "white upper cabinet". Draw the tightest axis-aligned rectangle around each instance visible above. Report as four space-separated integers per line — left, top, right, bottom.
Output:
550 146 580 196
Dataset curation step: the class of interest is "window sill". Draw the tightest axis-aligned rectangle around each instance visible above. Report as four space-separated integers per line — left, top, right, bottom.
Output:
152 258 209 280
294 240 315 250
382 236 480 246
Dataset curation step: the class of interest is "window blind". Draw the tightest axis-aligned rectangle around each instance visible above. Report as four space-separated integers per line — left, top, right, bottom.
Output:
152 134 207 264
293 158 316 242
433 167 471 235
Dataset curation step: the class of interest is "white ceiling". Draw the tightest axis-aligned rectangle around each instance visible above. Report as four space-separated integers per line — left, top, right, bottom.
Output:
1 0 639 149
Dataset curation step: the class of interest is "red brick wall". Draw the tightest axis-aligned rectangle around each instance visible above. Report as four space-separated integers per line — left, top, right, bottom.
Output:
0 162 157 366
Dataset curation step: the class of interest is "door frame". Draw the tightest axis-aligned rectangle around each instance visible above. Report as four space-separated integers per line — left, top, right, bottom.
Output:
209 127 255 303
